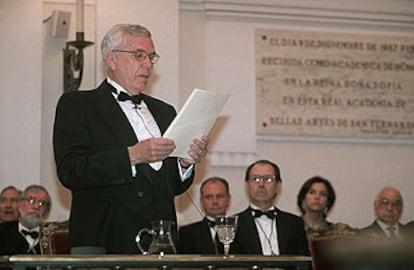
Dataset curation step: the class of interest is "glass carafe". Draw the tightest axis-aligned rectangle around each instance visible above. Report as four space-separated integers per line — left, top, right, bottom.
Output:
135 220 176 255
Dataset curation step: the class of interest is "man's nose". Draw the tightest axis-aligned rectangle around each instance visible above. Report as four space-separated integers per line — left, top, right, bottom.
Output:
30 203 40 210
142 57 153 68
257 180 266 186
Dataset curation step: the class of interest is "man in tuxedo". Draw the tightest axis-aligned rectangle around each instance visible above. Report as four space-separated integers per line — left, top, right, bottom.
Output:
231 160 309 255
0 186 21 222
0 185 51 255
53 24 208 254
362 186 405 240
178 177 231 254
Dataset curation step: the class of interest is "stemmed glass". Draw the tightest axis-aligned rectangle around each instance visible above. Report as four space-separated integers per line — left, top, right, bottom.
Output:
215 215 238 256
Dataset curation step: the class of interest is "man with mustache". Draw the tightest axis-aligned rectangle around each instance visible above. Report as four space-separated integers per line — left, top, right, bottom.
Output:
0 185 51 255
53 24 209 254
362 186 405 240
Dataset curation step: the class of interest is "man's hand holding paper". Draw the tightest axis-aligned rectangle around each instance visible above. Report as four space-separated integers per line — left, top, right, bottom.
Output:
178 135 209 168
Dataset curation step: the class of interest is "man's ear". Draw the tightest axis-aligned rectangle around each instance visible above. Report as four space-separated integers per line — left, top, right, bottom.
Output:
244 182 249 196
106 51 117 70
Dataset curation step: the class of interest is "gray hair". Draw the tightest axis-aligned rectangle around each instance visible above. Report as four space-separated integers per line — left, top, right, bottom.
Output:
0 185 22 197
101 24 152 72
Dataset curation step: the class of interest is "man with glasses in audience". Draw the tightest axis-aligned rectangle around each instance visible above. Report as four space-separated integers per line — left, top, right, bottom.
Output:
53 24 208 254
0 186 22 222
362 186 405 240
231 160 309 255
0 185 51 255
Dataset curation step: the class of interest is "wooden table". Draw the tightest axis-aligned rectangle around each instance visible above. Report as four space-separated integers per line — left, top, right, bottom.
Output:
7 254 312 270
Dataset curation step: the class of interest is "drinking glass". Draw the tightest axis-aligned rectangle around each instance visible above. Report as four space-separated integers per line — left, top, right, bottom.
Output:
215 215 238 256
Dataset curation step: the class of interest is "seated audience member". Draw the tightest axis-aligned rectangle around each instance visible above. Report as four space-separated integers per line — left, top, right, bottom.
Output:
297 176 354 240
0 184 51 255
0 186 21 222
178 177 231 254
361 186 405 240
231 160 309 255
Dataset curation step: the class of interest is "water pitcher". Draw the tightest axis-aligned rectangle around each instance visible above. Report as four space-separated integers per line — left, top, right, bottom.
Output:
135 220 176 255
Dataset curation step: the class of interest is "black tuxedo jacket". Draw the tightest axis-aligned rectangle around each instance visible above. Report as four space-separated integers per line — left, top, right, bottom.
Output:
53 80 194 254
0 221 40 255
178 218 224 254
231 207 309 255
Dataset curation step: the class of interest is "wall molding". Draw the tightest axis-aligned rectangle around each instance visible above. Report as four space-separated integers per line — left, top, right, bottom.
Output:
208 151 256 167
180 0 414 31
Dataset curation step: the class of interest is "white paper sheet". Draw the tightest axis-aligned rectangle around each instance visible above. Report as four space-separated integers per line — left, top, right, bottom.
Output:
163 88 230 159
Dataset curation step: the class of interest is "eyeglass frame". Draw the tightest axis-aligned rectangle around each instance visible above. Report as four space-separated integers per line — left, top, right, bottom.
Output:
248 175 278 184
112 49 160 64
376 198 402 209
21 196 50 209
0 197 20 204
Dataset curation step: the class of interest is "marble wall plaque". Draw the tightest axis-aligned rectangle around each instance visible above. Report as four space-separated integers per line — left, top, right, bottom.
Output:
256 29 414 139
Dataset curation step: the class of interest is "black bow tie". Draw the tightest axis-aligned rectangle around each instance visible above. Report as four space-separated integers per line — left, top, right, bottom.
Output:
251 208 276 219
206 219 216 228
117 91 143 105
21 229 39 239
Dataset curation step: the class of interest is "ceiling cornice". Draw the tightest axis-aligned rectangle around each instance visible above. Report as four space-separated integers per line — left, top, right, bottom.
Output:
179 0 414 30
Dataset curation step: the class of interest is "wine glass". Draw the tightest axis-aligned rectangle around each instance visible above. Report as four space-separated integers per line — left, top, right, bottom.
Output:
215 215 238 256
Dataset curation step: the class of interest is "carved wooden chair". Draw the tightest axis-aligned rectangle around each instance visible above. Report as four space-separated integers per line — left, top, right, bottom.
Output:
309 224 375 270
40 220 70 255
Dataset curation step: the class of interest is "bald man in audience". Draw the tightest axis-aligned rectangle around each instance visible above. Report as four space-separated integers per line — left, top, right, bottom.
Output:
362 186 405 240
178 177 231 254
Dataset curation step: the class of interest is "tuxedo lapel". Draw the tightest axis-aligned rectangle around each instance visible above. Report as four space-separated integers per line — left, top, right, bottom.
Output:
200 219 218 254
142 95 171 134
95 81 138 146
240 209 263 253
371 222 388 237
275 209 288 254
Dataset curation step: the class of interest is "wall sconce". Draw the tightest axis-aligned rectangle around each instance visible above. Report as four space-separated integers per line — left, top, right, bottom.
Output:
63 1 92 93
63 32 93 92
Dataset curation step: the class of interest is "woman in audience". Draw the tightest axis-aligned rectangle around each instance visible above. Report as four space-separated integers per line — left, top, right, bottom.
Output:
297 176 354 239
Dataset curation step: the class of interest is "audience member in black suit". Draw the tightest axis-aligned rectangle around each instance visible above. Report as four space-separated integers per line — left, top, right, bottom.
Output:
178 177 231 254
361 186 405 240
53 24 208 254
231 160 309 255
0 185 51 255
0 186 21 222
297 176 354 241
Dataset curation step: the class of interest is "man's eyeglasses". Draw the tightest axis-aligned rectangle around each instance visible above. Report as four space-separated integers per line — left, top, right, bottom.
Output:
112 49 160 64
22 197 50 209
0 197 19 204
248 175 276 184
377 198 402 209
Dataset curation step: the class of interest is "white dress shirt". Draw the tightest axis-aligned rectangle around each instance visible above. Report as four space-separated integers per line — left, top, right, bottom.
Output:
107 78 193 179
18 223 39 253
250 204 280 255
